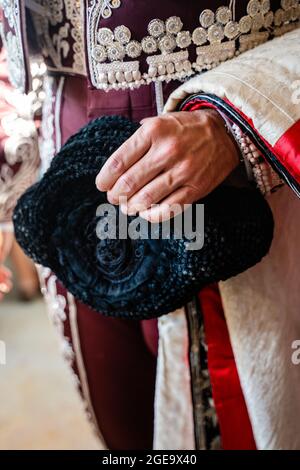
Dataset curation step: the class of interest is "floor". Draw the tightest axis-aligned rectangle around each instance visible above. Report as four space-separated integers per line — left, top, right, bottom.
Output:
0 292 102 450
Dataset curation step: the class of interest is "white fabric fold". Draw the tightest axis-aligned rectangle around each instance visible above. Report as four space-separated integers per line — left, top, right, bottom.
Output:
155 28 300 450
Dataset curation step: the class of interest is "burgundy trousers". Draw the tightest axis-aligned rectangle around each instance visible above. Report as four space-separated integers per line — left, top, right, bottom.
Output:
44 76 178 449
44 75 255 450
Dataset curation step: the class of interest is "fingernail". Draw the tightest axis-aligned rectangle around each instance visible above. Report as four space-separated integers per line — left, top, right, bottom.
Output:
95 174 101 189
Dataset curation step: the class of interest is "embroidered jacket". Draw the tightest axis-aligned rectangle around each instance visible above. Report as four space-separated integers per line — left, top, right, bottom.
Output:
0 0 299 93
0 1 300 450
0 46 39 226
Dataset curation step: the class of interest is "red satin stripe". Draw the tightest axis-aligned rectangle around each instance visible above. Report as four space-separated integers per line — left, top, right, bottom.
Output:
199 285 256 450
182 98 300 185
274 120 300 183
183 97 256 448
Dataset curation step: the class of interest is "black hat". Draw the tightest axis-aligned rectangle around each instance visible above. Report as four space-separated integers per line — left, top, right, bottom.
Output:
13 115 274 319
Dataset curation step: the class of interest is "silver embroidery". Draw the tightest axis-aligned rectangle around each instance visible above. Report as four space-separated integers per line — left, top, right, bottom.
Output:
176 30 192 49
0 79 39 222
1 0 15 28
1 0 300 93
39 75 55 174
192 27 207 46
252 12 265 30
92 44 107 62
48 0 64 26
247 0 261 17
261 0 271 14
97 27 114 45
274 8 284 25
166 16 183 35
159 34 177 54
0 116 39 221
216 6 232 25
97 60 141 87
0 0 27 92
239 15 253 33
224 21 240 39
1 30 24 88
199 9 215 28
114 25 131 44
85 0 300 91
195 42 236 70
207 24 225 43
31 0 85 76
100 0 121 19
148 19 165 38
264 11 274 27
107 41 125 61
125 40 142 59
141 36 158 54
39 268 76 370
239 31 269 52
147 50 192 78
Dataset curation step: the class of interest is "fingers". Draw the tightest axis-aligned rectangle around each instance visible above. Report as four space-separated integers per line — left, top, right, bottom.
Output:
106 149 165 205
96 125 152 192
139 186 197 223
120 170 183 215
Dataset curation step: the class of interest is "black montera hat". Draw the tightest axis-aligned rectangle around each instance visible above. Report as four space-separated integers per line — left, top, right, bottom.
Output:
13 115 274 319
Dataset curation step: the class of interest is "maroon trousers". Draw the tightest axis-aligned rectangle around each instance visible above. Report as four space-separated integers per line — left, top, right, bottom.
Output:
45 76 176 449
46 75 255 450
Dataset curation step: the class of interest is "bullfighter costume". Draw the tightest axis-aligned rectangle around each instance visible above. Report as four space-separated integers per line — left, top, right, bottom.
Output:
0 0 300 450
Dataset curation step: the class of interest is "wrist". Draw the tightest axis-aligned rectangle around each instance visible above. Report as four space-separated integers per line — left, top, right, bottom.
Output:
195 108 240 169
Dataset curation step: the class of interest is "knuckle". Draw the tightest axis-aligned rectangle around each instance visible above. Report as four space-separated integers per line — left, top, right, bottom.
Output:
177 160 191 178
109 154 124 172
119 173 135 193
140 190 153 208
184 185 199 201
165 172 175 187
165 139 180 156
146 117 162 135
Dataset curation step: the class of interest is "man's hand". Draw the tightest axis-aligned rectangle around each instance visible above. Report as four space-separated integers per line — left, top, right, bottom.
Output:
96 110 239 222
0 230 13 300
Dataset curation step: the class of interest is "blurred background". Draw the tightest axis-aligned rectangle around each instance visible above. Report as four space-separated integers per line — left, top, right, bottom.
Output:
0 241 102 450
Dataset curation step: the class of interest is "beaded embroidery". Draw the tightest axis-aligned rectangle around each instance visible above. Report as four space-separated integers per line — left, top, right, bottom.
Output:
0 0 28 91
88 13 195 90
231 123 284 196
100 0 121 20
1 1 300 92
30 0 86 76
85 0 300 91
